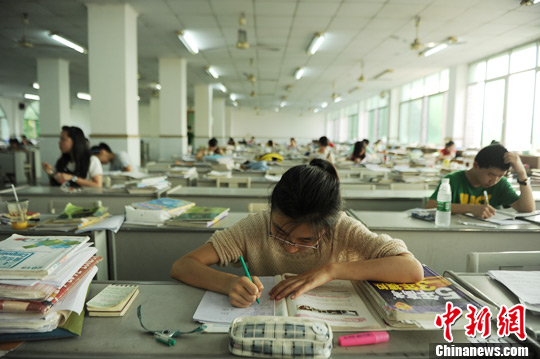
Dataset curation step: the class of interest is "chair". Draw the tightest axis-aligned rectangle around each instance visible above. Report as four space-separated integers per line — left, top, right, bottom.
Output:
216 177 251 188
49 200 103 214
389 183 429 190
466 251 540 272
248 202 268 213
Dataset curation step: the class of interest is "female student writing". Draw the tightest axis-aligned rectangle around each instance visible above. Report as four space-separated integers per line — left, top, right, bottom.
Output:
41 126 103 187
171 159 423 308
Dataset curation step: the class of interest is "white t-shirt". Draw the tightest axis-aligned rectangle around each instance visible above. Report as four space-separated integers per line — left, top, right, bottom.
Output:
66 155 103 180
308 147 335 164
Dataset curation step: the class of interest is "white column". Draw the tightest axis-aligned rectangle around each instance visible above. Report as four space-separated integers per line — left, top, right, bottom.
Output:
389 88 400 145
158 58 187 161
37 58 70 184
194 84 213 149
86 2 140 167
446 65 468 147
212 98 226 145
146 95 160 161
225 106 233 139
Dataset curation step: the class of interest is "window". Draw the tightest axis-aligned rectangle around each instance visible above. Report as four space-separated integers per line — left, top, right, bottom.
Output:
486 54 509 80
0 104 7 141
426 94 445 145
482 79 505 146
23 101 40 140
505 70 535 150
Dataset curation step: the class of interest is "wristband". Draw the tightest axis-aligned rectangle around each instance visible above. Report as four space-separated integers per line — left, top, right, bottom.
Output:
517 177 529 186
71 175 78 183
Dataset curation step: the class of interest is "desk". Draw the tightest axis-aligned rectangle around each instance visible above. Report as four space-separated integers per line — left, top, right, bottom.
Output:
342 189 432 210
4 281 472 359
168 186 272 212
3 186 171 215
349 210 540 274
111 212 250 281
196 176 277 189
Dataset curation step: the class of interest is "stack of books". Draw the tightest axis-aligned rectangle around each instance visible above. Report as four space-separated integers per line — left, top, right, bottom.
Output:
1 211 40 226
166 206 230 228
357 265 481 329
125 198 195 225
39 203 109 231
125 176 171 194
86 284 139 317
168 166 197 178
0 234 102 341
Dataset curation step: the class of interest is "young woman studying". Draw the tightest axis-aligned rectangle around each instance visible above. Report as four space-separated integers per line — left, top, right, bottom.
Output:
41 126 103 188
171 159 423 308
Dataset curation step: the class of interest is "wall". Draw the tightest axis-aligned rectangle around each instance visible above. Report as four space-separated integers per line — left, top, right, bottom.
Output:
230 108 325 145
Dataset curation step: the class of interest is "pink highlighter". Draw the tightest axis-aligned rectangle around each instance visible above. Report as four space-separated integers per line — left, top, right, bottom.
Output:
339 331 389 346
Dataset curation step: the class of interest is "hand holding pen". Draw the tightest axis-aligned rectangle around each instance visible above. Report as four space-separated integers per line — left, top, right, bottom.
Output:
227 256 263 308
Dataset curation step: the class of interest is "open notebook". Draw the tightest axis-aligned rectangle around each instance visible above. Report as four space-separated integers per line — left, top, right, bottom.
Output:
465 210 540 225
192 275 384 333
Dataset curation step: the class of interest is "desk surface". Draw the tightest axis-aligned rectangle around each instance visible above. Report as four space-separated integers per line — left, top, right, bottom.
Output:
12 186 169 198
350 210 540 232
6 281 470 359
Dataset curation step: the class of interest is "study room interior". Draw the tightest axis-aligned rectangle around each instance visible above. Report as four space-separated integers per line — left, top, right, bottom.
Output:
0 0 540 358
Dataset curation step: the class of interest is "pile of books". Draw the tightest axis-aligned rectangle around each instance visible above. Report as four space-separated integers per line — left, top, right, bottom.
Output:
1 211 40 226
86 284 139 317
125 176 171 194
0 234 102 341
357 265 481 329
168 166 197 178
125 198 195 225
166 206 229 228
39 203 109 231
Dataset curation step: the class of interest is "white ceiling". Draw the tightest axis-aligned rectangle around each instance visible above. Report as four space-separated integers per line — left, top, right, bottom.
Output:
1 0 540 113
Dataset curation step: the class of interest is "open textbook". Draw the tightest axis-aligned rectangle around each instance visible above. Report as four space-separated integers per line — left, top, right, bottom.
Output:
466 210 540 225
192 275 384 332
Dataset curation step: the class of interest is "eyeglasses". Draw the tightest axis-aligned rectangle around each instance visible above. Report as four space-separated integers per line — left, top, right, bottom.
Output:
268 218 321 250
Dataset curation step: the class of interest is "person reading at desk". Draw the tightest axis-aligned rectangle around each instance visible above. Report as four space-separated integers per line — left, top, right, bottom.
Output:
195 137 224 160
171 159 423 308
42 126 103 188
91 142 133 172
426 144 534 219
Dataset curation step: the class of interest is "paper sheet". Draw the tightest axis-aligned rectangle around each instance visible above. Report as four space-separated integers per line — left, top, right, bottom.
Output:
75 215 125 234
487 270 540 305
54 266 98 315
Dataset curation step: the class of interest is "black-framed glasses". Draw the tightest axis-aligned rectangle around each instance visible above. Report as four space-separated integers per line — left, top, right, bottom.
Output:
268 217 321 250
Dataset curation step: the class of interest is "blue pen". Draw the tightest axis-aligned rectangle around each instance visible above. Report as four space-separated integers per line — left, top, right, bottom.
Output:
239 256 260 304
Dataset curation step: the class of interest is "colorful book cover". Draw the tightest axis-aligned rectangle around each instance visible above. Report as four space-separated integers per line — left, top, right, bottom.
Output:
361 265 481 322
55 203 109 222
131 198 194 213
0 256 102 314
0 234 91 279
175 206 230 221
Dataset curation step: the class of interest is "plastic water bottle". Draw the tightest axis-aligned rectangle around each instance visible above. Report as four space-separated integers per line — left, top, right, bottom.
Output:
435 178 452 227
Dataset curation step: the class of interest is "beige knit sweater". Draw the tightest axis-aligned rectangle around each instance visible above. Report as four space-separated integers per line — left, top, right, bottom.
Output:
208 211 412 276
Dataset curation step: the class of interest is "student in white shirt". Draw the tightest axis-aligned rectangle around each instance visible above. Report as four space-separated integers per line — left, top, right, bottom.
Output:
42 126 103 187
308 136 335 164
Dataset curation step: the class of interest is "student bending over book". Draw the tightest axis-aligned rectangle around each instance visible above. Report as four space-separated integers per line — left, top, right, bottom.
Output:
171 159 423 308
426 144 535 219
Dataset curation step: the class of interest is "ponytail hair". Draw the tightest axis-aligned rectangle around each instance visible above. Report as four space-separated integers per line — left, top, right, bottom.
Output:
55 126 91 178
270 159 341 240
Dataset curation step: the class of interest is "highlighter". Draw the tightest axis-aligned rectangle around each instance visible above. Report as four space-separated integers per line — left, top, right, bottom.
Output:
339 331 389 346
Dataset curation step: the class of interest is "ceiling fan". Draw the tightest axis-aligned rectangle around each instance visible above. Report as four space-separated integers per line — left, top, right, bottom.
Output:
234 13 280 52
13 13 64 50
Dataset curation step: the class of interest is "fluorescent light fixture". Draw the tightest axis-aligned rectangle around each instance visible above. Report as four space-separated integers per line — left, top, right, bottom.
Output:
274 107 279 112
334 96 342 103
229 93 237 101
137 95 141 101
314 108 320 113
153 83 162 90
205 66 219 79
24 93 40 100
77 92 91 101
280 101 286 108
422 43 448 57
216 83 227 93
49 32 86 54
32 82 39 89
321 102 328 109
307 32 325 55
232 101 238 107
177 31 199 54
294 67 304 80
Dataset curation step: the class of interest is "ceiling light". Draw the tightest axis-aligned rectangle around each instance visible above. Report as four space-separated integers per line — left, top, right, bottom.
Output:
321 102 328 109
307 32 325 55
206 66 219 79
314 108 320 113
24 93 40 100
274 107 279 112
232 101 238 107
421 43 448 57
294 67 304 80
216 83 227 93
333 95 342 103
229 93 237 101
137 95 141 101
177 30 199 54
77 92 91 101
521 0 540 5
49 32 86 54
32 82 39 89
280 101 286 108
153 83 162 90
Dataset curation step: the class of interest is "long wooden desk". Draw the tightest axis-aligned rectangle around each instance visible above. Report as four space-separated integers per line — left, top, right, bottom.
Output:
4 281 473 359
2 186 173 215
111 212 250 281
342 189 432 210
349 210 540 274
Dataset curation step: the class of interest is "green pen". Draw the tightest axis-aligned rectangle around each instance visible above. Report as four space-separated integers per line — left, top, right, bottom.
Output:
239 255 260 304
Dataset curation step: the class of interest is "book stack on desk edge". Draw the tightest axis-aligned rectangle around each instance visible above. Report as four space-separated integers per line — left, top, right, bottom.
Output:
0 234 102 340
166 206 230 228
357 265 482 329
38 203 110 231
125 176 171 194
86 284 139 317
125 198 196 225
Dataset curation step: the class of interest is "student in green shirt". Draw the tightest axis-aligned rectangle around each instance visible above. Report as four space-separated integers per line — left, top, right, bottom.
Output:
426 144 534 219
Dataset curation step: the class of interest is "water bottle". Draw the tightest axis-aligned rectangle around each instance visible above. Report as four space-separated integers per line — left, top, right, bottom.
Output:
435 178 452 227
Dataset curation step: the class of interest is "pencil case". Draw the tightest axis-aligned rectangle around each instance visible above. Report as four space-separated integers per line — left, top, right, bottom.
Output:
229 316 333 359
